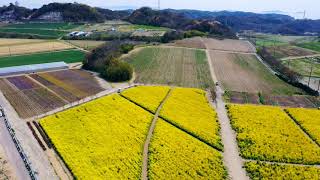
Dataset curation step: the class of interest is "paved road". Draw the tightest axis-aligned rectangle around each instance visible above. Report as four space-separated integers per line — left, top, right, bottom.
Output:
0 117 29 180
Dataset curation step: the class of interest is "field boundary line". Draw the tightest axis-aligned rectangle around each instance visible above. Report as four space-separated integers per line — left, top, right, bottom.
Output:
26 75 69 104
158 115 223 152
140 88 173 180
0 48 77 58
284 109 320 148
244 159 320 168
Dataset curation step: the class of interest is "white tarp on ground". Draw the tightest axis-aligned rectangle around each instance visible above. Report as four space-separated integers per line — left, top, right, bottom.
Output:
0 62 68 76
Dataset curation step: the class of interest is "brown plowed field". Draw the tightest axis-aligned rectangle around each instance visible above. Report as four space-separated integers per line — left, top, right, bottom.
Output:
265 45 318 59
209 51 302 95
202 38 256 53
0 70 104 119
173 37 206 49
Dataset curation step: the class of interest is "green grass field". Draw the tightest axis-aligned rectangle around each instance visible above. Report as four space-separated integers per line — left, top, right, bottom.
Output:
296 42 320 52
282 58 320 77
4 23 80 30
124 47 214 89
0 28 67 38
0 50 85 68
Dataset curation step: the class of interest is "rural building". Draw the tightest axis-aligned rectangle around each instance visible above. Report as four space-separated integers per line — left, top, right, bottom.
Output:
0 62 68 76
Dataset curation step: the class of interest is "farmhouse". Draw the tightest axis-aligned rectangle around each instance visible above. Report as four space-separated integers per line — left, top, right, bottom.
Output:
0 62 68 76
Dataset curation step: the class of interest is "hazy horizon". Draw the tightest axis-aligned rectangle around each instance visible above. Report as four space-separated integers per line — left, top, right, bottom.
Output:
1 0 319 20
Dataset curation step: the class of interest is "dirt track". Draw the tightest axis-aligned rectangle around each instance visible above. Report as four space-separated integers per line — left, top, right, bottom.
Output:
141 88 172 180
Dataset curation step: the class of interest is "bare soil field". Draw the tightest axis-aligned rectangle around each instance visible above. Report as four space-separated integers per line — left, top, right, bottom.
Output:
172 37 206 49
202 38 256 53
265 45 318 59
0 38 48 46
131 31 166 37
0 41 73 56
225 91 319 108
65 40 105 50
209 51 303 95
124 46 214 89
0 70 104 119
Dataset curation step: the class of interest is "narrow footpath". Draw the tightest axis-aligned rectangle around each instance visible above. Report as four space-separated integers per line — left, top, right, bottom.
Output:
141 88 172 180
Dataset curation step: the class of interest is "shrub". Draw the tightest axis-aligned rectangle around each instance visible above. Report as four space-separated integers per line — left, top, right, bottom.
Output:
102 59 133 82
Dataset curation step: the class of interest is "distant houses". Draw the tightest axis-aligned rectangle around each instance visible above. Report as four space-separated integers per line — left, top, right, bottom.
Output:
68 31 91 37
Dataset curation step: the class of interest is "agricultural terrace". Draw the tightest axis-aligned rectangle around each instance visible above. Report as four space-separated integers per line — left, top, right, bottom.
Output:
0 50 85 68
65 40 105 50
160 88 222 150
296 41 320 52
286 108 320 145
225 91 320 108
202 38 256 53
250 33 315 47
148 119 226 179
209 51 302 95
40 94 153 179
0 23 80 38
0 40 73 57
0 70 103 118
282 57 320 77
265 45 318 59
124 47 214 89
227 104 320 165
121 86 170 113
245 161 320 179
172 37 206 49
4 23 80 30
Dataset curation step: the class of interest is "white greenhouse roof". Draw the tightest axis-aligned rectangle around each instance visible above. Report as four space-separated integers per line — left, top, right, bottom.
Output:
0 62 68 76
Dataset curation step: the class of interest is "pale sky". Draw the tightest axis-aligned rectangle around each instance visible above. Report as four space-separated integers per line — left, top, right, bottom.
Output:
1 0 319 19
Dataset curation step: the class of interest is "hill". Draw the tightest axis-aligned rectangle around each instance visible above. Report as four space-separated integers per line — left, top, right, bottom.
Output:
29 3 105 22
95 8 131 20
127 7 236 38
166 9 320 35
0 3 32 21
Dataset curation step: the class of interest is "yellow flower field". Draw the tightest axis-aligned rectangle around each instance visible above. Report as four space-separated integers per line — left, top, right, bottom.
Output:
286 108 320 145
245 161 320 180
121 86 170 113
227 104 320 164
148 119 226 180
160 88 222 150
40 94 153 179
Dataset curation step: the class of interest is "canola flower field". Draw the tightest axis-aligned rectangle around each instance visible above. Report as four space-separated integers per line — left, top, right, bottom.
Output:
227 104 320 165
121 86 170 113
160 88 222 150
245 161 320 179
40 94 153 179
148 119 226 179
286 108 320 145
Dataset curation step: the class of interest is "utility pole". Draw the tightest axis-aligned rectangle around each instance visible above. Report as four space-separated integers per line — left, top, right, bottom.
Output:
308 62 313 86
317 79 320 91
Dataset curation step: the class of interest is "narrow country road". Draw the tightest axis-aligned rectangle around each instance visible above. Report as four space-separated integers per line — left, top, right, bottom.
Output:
141 88 172 180
215 86 249 180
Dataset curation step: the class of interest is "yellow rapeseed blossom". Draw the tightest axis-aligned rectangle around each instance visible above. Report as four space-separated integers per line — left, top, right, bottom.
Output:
160 88 222 150
286 108 320 145
227 104 320 164
148 119 227 180
245 161 320 179
121 86 170 113
40 94 153 179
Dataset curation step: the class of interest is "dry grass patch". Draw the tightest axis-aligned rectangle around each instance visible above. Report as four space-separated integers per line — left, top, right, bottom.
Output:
202 38 256 53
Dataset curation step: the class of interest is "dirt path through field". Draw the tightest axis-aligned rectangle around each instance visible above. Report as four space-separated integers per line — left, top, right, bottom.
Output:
141 88 173 180
203 36 249 179
214 86 249 180
281 54 320 61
